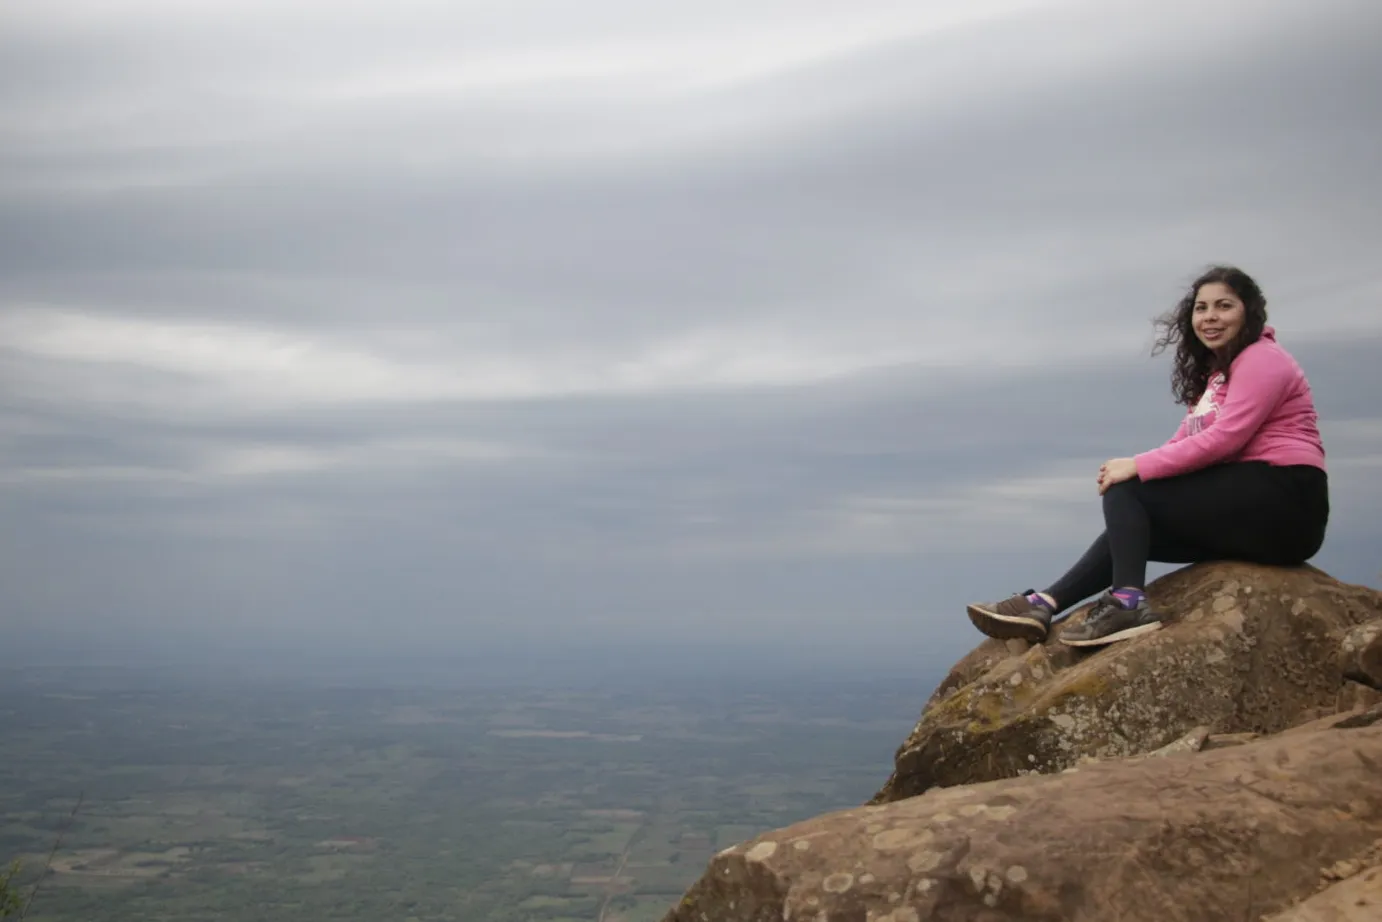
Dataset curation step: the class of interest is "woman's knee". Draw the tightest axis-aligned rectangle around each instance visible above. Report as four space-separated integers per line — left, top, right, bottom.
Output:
1101 479 1143 514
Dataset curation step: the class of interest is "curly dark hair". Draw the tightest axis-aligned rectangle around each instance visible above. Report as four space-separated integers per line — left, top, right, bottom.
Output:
1152 265 1268 406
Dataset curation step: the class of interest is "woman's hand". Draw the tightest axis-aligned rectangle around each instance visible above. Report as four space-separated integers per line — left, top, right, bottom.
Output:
1097 457 1139 495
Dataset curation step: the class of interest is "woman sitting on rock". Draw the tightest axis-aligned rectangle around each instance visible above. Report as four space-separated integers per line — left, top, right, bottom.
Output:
967 265 1329 648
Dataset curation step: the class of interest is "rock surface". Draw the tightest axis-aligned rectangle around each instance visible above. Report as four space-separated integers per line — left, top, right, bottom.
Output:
664 723 1382 922
1264 864 1382 921
872 563 1382 803
1339 620 1382 691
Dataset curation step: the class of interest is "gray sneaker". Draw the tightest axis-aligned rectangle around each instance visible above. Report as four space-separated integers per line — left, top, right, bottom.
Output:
966 591 1053 643
1058 593 1163 647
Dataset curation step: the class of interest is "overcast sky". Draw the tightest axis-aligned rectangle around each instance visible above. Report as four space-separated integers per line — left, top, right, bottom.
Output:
2 0 1381 680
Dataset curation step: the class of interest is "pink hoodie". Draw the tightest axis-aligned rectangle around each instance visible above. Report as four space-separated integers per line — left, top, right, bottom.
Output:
1134 327 1326 481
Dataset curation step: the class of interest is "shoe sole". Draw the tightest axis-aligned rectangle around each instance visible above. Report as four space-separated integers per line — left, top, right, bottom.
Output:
1059 620 1164 647
966 604 1048 643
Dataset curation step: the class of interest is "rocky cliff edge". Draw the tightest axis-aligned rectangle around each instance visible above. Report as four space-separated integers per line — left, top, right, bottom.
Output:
664 562 1382 922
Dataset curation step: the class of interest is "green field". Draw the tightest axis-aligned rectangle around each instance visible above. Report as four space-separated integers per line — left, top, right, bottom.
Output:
0 672 919 921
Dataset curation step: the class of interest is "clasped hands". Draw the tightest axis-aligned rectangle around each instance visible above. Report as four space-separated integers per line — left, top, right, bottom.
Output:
1097 457 1139 495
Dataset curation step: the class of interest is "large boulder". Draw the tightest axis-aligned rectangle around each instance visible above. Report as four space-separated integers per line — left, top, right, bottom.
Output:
872 562 1382 803
663 720 1382 922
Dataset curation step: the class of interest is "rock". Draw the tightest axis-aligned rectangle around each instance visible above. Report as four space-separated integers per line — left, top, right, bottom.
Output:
1279 704 1382 736
1202 731 1260 750
1264 865 1382 921
872 563 1382 803
1336 681 1382 716
663 725 1382 922
1333 704 1382 730
1142 725 1210 758
1323 837 1382 881
1003 639 1030 657
1340 621 1382 690
1322 858 1366 882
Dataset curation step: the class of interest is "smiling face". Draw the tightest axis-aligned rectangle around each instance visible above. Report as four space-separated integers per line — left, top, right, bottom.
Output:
1192 281 1246 353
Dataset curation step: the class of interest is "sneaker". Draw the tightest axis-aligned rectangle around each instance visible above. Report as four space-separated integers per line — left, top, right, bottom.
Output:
1058 593 1163 647
966 591 1052 643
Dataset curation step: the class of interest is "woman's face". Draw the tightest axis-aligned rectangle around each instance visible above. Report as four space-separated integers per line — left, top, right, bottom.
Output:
1192 281 1246 353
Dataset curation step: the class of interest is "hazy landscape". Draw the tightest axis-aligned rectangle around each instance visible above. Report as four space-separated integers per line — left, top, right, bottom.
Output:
0 666 924 922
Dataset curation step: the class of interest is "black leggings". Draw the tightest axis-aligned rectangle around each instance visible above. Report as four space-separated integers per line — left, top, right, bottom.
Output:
1045 462 1329 611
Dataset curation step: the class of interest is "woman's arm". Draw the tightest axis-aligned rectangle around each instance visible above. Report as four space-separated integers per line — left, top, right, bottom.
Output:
1134 345 1295 481
1162 416 1191 447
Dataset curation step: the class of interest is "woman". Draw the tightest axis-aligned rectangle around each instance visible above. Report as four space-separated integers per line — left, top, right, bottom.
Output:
967 265 1329 648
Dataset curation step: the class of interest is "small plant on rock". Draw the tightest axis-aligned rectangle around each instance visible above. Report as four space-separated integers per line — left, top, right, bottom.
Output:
0 860 23 919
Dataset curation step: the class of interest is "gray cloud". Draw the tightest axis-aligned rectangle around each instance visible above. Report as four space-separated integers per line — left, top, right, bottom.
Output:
2 0 1380 675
